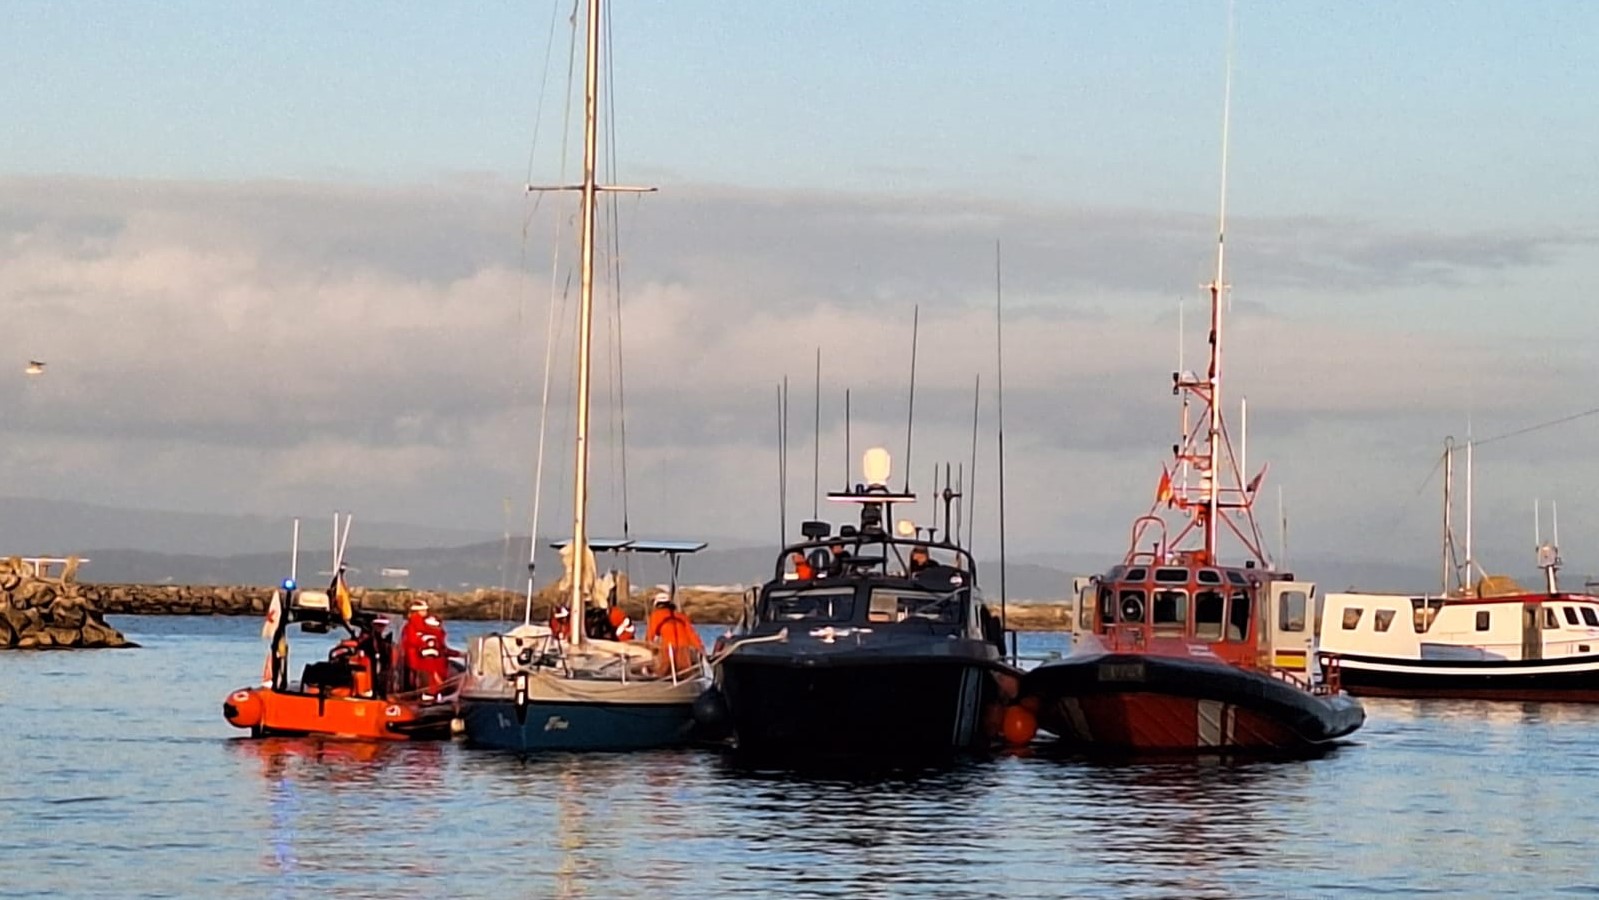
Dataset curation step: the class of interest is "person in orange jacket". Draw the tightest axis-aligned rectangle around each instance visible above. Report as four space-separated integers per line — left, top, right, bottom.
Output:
645 591 673 640
790 551 814 581
648 597 703 677
607 593 636 641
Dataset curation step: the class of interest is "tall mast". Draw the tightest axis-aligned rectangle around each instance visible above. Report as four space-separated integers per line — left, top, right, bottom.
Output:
1442 440 1454 596
1203 0 1235 563
568 0 603 644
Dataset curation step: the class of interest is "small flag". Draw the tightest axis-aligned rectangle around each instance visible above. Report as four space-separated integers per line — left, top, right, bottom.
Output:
1246 465 1267 494
261 590 282 640
1155 466 1174 506
332 573 354 624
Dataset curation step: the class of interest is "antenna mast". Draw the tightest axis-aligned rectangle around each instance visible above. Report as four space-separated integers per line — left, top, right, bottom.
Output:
994 241 1010 634
903 305 920 494
1203 0 1235 564
1140 0 1268 568
813 348 821 519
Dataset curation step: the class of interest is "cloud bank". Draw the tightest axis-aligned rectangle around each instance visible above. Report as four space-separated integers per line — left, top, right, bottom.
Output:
0 175 1592 571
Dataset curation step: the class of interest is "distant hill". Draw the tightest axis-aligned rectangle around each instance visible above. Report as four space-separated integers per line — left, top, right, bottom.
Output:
0 495 500 556
70 536 1513 602
11 493 1592 599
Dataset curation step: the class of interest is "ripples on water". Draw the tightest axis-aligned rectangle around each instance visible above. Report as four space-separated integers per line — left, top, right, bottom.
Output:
3 616 1598 898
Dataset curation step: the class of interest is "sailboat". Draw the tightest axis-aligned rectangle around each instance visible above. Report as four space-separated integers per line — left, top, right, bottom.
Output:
1014 12 1364 752
456 0 712 752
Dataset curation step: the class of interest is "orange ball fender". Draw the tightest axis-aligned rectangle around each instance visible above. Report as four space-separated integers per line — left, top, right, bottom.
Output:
1001 704 1038 746
224 689 264 729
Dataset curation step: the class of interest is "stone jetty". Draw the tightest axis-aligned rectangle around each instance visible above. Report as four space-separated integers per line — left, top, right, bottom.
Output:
71 582 1074 630
0 557 133 649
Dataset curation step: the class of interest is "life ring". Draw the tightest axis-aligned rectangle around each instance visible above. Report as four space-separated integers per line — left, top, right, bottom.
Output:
385 704 402 717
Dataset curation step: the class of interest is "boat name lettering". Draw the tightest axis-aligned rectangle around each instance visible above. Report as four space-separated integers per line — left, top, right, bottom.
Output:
1097 662 1147 683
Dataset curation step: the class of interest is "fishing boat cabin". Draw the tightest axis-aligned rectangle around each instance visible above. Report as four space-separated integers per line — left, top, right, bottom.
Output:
1321 589 1599 663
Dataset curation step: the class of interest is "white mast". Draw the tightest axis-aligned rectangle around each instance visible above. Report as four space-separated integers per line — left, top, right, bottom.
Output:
1202 0 1236 563
1464 437 1474 592
568 0 603 646
1442 441 1454 596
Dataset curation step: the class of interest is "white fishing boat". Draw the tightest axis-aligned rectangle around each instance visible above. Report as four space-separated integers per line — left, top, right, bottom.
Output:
1321 442 1599 701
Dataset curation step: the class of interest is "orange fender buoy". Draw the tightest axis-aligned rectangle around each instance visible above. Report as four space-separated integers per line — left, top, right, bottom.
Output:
224 689 265 729
1001 704 1037 746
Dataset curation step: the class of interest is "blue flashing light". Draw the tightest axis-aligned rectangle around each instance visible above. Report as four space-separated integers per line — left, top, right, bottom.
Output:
282 578 297 591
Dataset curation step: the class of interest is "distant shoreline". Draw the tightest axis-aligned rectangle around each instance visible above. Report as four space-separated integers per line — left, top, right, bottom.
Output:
80 583 1074 631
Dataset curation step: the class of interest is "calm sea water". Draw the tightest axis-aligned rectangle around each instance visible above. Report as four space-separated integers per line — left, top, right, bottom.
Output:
3 616 1598 898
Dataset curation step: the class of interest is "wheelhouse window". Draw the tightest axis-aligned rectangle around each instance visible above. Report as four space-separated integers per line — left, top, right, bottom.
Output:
1373 609 1396 633
1124 568 1148 582
1278 590 1308 632
868 588 959 625
1118 588 1148 623
1155 567 1189 584
1546 608 1561 629
1195 590 1225 640
1152 589 1188 635
1583 608 1599 627
1098 587 1115 630
1342 607 1364 630
1475 610 1491 631
1227 570 1248 585
1227 591 1252 641
764 589 855 624
1563 607 1580 626
1197 569 1223 585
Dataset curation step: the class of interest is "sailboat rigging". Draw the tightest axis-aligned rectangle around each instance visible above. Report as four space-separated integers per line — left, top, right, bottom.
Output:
458 0 711 753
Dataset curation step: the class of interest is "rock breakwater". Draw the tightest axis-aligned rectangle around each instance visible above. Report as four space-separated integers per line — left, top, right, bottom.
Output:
0 558 133 649
77 583 1074 630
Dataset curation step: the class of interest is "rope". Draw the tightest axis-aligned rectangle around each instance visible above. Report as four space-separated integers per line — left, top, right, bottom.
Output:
1474 404 1599 448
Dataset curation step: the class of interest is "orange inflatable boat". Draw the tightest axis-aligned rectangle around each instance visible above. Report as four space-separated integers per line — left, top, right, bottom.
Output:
222 580 459 741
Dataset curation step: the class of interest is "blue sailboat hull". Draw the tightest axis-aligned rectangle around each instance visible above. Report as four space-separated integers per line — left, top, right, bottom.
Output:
460 698 698 752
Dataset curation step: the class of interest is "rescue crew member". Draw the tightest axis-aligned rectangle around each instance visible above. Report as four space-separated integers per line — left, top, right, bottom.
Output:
549 604 572 641
607 594 636 641
791 551 814 581
645 590 673 638
401 599 459 700
648 598 703 676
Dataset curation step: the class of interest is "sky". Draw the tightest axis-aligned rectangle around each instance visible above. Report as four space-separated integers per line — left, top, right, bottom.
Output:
2 1 1598 576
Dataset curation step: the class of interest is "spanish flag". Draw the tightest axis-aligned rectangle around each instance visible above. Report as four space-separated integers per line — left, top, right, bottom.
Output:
331 572 354 624
1155 466 1174 507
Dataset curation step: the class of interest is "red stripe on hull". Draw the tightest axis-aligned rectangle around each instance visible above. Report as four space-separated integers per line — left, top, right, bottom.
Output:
1054 691 1307 753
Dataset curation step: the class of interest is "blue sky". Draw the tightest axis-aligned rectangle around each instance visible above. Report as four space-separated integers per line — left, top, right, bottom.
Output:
2 2 1598 569
6 2 1595 224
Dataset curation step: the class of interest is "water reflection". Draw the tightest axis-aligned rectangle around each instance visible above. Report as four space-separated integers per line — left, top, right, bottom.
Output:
8 617 1599 898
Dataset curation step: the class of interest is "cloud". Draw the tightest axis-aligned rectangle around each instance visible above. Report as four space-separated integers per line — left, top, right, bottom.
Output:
0 174 1592 567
